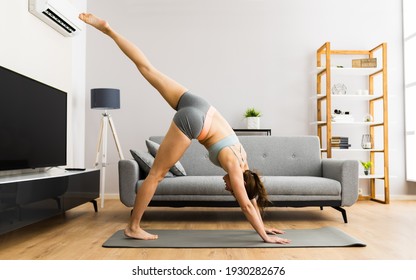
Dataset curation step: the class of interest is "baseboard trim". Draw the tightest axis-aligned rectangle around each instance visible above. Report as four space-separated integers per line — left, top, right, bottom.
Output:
389 195 416 201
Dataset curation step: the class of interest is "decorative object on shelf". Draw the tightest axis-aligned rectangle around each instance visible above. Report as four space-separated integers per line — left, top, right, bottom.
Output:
352 58 377 68
363 113 374 122
244 107 262 129
360 161 372 175
331 83 347 95
91 88 124 208
361 134 373 149
331 109 354 122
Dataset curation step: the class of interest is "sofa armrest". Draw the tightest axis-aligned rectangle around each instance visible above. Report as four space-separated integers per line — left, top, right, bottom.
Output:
322 159 359 206
118 159 140 207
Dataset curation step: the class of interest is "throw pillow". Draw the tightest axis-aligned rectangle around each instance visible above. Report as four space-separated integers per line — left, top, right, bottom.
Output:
145 139 187 176
130 149 174 177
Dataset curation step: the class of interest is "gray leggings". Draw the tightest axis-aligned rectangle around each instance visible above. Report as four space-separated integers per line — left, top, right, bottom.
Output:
173 91 211 139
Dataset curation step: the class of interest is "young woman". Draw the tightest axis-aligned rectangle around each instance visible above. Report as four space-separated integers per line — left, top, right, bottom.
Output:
79 13 290 244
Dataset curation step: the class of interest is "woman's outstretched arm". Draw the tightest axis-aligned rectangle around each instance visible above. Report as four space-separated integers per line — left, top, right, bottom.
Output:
79 13 187 109
225 164 290 244
250 199 285 235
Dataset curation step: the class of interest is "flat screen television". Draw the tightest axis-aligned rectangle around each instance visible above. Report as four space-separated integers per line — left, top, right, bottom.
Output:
0 65 67 171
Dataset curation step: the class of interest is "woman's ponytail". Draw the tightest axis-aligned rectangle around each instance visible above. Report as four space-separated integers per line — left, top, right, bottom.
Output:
243 170 272 215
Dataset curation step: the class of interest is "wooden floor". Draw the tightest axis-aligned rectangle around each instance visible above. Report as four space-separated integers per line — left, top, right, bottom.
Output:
0 199 415 260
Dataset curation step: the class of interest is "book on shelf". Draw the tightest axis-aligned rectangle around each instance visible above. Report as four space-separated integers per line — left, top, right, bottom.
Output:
331 136 350 149
331 144 351 149
331 136 349 144
332 136 348 139
352 58 377 68
332 143 350 146
332 140 349 144
331 140 350 144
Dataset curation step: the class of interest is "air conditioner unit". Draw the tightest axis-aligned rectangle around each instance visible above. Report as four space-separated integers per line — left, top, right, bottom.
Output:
28 0 84 37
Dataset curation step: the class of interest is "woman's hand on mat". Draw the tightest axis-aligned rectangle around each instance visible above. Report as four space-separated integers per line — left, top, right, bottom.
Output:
264 236 291 244
265 227 285 235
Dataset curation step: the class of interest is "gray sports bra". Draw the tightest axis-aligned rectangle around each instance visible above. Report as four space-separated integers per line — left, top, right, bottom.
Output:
208 134 240 167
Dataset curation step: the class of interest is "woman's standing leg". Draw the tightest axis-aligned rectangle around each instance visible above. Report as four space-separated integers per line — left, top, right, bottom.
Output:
124 121 191 239
79 13 187 109
80 13 192 239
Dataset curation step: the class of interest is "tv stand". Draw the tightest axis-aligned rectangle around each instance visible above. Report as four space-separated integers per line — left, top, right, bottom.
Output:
0 168 100 235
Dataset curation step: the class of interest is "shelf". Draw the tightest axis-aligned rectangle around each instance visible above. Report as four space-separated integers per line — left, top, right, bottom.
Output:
313 121 383 126
314 94 383 101
315 42 389 204
332 121 383 126
321 149 384 153
331 149 384 152
359 174 384 179
317 67 383 76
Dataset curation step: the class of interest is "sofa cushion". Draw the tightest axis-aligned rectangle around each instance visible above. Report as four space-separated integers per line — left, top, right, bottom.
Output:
136 175 341 200
130 150 174 177
145 139 187 176
137 176 228 196
263 176 341 196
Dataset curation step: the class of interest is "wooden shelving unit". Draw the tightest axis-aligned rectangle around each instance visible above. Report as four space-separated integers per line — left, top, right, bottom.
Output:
315 42 390 204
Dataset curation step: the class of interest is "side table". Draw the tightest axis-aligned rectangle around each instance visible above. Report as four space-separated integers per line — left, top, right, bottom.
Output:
233 128 272 136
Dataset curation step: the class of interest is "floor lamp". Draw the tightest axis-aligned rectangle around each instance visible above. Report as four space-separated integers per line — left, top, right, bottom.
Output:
91 88 124 208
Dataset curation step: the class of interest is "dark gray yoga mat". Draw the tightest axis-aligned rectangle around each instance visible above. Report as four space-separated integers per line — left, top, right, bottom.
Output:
102 227 366 248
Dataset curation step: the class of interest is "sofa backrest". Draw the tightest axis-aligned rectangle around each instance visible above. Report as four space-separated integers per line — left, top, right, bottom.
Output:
239 136 322 176
149 135 322 176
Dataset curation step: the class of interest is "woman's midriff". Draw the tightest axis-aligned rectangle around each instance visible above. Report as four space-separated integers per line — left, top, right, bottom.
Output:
197 106 216 141
198 109 235 149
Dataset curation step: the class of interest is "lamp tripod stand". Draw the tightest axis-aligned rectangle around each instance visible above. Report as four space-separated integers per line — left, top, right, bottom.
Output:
95 110 124 208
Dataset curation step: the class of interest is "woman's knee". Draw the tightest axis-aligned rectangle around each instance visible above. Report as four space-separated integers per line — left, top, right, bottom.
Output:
147 168 169 183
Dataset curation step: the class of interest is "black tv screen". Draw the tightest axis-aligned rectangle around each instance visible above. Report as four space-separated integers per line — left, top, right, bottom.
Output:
0 65 67 171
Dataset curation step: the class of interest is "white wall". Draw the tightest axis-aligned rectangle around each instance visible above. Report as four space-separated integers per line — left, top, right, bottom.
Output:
0 0 86 170
85 0 416 198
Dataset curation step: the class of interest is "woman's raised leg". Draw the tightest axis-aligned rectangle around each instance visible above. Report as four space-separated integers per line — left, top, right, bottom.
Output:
79 13 187 109
124 121 192 239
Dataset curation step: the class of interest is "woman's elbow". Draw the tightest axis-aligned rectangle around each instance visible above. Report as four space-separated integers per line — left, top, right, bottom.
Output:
240 202 254 213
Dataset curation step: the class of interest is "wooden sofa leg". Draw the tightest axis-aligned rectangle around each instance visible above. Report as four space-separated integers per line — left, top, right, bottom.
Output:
332 206 348 223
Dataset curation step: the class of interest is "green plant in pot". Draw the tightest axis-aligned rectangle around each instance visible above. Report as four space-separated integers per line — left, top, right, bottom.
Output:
360 161 372 175
244 107 262 129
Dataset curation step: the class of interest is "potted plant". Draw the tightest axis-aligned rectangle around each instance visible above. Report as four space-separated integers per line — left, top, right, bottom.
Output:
360 160 372 175
244 107 262 129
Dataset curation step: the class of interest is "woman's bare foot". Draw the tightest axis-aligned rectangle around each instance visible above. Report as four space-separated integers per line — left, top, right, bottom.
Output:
124 226 158 240
79 13 111 34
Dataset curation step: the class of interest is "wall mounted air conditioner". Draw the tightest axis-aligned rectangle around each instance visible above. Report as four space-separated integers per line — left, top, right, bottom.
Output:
28 0 84 37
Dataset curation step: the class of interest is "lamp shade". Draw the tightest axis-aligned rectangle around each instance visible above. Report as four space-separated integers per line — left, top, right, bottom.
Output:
91 88 120 109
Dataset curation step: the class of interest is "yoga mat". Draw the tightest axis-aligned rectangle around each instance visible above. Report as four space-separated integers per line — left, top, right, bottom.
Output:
102 227 366 248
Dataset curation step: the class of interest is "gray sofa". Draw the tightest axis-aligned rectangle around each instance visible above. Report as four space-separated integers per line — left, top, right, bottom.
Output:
118 136 359 223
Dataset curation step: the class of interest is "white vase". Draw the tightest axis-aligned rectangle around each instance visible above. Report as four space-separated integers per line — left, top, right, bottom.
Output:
246 117 260 129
